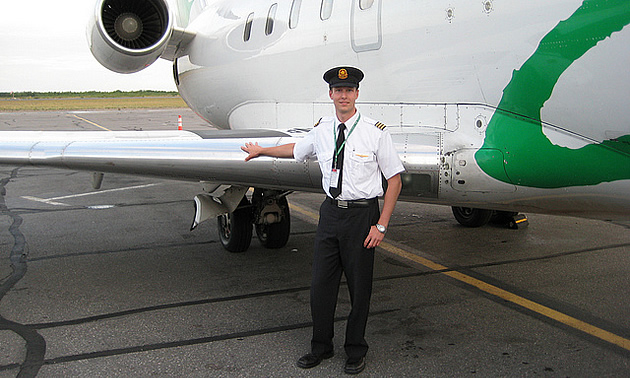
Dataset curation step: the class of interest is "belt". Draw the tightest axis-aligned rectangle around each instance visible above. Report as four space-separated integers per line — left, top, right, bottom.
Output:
326 197 377 209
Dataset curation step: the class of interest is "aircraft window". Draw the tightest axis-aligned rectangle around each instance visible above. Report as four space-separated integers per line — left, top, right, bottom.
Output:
359 0 374 10
244 12 254 42
266 3 278 35
289 0 302 29
321 0 333 20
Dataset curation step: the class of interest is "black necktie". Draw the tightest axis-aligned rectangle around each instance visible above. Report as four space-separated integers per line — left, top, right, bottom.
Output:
329 123 345 198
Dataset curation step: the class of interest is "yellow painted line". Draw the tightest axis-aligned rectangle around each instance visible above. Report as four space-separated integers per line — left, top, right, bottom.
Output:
380 242 630 351
289 202 630 351
71 114 112 131
288 202 320 221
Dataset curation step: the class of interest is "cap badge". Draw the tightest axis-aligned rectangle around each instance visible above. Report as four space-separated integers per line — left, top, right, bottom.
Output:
338 69 348 80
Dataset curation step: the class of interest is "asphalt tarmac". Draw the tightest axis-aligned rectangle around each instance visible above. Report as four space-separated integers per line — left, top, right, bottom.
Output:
0 109 629 377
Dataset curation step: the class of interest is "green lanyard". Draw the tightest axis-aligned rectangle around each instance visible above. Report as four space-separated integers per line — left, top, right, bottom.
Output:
333 113 361 163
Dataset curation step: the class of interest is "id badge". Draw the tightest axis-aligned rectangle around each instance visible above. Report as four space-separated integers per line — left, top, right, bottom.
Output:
330 169 340 188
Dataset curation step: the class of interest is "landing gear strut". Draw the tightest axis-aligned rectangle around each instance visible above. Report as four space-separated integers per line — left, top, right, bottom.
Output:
253 189 291 249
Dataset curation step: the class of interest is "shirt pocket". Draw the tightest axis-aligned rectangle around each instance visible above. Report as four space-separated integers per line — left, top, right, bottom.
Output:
347 151 377 175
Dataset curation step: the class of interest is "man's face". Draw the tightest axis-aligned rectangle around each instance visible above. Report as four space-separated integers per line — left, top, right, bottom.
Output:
329 86 359 115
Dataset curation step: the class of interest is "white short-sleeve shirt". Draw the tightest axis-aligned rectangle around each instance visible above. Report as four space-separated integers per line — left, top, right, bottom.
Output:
293 112 405 200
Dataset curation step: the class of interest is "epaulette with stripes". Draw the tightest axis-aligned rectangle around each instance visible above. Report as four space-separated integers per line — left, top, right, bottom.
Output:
314 118 322 127
374 121 386 130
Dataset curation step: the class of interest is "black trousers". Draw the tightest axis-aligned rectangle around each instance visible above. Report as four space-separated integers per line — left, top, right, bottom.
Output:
310 198 380 359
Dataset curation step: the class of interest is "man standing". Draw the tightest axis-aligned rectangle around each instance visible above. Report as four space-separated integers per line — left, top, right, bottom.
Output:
241 66 404 374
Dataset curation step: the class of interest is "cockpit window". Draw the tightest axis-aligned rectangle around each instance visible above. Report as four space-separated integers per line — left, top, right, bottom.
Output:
290 0 302 29
321 0 333 20
244 12 254 41
266 4 278 35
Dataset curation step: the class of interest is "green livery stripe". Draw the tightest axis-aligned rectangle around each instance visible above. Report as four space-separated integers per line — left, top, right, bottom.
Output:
477 0 630 188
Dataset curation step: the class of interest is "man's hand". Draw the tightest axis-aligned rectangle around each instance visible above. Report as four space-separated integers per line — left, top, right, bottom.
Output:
241 142 296 161
241 142 264 161
363 173 402 249
364 225 385 249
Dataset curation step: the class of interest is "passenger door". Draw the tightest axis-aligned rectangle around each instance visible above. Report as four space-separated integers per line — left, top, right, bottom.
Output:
351 0 382 52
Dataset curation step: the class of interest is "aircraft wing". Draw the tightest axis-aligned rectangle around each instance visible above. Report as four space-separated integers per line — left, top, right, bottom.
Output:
0 129 322 193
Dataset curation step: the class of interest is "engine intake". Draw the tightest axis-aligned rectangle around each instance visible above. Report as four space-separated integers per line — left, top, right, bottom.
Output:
88 0 173 73
102 0 167 49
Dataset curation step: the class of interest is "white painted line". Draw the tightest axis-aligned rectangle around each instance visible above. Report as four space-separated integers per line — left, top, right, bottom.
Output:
21 196 72 206
21 183 160 206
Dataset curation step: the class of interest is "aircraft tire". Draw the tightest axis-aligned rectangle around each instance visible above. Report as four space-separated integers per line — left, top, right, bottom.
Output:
255 196 291 249
217 197 253 253
451 207 493 227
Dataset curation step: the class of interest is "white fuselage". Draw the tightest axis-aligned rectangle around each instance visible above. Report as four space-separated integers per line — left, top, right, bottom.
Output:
167 0 630 219
175 0 629 148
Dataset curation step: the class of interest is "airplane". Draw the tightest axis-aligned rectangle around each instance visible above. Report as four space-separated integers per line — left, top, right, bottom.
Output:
0 0 628 252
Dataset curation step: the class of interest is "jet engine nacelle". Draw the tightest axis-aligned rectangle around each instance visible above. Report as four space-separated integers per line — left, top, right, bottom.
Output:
88 0 173 73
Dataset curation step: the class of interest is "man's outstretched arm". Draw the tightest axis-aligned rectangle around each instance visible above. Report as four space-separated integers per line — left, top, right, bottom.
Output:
241 142 296 161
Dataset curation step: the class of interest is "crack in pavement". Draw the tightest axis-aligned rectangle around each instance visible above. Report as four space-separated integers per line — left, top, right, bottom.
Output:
0 168 46 377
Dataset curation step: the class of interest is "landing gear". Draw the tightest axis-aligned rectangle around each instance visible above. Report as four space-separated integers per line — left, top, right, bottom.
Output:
451 207 528 229
253 189 290 249
451 207 493 227
217 197 253 253
216 189 291 252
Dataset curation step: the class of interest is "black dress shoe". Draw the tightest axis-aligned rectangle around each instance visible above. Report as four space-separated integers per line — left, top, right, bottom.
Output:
344 356 365 374
296 351 334 369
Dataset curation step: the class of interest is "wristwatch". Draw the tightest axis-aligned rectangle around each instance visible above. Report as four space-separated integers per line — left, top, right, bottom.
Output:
375 224 387 234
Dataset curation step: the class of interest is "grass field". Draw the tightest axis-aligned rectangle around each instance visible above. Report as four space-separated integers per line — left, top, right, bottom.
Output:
0 96 188 112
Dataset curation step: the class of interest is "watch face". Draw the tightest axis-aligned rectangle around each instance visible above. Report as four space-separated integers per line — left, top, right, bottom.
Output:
376 224 386 233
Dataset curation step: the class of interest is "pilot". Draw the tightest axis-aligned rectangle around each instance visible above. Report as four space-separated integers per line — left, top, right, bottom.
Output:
241 66 404 375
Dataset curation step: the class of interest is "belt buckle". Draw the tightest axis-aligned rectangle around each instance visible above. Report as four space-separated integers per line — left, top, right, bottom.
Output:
337 200 349 209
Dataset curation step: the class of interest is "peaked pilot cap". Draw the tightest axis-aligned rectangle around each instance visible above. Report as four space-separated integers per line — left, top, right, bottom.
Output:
323 66 364 88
